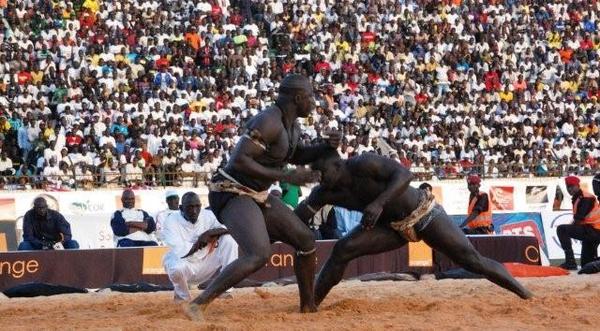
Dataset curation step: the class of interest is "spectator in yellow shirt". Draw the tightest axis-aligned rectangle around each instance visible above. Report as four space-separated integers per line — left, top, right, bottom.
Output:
498 85 514 103
0 116 11 135
82 0 99 13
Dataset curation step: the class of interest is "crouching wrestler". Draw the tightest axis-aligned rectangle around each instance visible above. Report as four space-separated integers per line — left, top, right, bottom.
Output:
295 151 533 306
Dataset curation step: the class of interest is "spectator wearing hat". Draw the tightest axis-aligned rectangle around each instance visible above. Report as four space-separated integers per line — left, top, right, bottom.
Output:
460 174 494 235
155 190 180 243
558 176 600 270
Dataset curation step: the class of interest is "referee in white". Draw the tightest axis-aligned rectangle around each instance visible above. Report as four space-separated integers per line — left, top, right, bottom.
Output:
162 192 238 302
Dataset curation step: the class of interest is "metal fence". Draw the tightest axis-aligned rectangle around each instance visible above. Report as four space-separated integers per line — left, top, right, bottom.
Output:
0 161 597 191
0 170 210 191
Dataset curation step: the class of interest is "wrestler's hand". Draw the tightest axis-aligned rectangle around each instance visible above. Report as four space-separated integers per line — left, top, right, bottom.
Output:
283 167 321 185
361 201 384 230
323 129 342 149
198 228 228 247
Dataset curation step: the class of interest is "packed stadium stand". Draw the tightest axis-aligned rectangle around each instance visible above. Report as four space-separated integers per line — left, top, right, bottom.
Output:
0 0 599 190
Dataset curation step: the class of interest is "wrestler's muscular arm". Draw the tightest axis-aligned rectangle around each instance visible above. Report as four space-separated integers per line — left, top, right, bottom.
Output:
229 111 319 185
350 153 414 230
290 132 343 165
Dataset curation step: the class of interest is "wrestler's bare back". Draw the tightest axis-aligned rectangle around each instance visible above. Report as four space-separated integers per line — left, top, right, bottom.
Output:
310 154 423 224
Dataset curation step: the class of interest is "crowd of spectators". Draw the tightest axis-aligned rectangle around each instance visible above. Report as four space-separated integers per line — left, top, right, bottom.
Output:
0 0 599 190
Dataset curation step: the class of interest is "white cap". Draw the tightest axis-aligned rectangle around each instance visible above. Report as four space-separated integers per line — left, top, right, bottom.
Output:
165 190 179 199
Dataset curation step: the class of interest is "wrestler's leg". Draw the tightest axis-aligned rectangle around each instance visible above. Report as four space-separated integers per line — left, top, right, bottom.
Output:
314 226 406 306
262 196 318 312
420 211 533 299
190 196 271 308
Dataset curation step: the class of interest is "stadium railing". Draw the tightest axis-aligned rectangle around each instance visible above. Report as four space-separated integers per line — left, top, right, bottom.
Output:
0 161 596 190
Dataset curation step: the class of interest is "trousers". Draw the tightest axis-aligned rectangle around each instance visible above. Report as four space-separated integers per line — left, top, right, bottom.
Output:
163 234 238 301
557 224 600 266
18 240 79 250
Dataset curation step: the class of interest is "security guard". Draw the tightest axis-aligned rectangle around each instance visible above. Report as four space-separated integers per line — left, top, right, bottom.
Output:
558 176 600 270
461 174 494 234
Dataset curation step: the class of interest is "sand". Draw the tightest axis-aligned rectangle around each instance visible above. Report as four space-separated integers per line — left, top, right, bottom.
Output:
0 275 599 330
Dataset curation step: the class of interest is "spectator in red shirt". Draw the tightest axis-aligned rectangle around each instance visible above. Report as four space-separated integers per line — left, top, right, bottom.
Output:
17 66 32 85
229 8 243 26
580 33 593 50
65 131 83 147
79 10 96 29
415 91 429 104
282 57 296 74
314 56 331 73
210 0 222 20
484 69 501 91
140 144 153 165
361 26 376 47
246 31 258 48
155 55 169 69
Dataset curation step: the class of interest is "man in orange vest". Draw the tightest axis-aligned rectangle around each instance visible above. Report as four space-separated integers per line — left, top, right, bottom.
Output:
460 174 494 234
558 176 600 270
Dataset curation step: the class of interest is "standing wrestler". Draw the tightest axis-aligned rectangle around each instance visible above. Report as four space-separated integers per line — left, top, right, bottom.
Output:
184 74 341 320
295 151 532 306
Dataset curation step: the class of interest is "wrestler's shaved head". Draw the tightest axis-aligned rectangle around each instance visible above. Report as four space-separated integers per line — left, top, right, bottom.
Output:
278 74 315 117
279 74 312 96
311 149 341 172
311 149 343 188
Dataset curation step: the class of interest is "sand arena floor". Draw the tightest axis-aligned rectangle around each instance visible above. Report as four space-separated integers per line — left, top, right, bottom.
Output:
0 275 599 330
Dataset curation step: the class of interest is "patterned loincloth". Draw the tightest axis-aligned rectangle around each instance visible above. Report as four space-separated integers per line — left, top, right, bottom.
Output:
209 169 271 207
390 190 436 242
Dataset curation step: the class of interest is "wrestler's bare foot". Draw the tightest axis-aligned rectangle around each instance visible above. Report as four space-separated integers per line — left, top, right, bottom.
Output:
182 302 207 322
300 304 318 313
519 289 534 300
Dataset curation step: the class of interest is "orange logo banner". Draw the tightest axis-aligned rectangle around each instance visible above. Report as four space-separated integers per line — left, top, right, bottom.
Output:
408 241 432 267
142 247 169 274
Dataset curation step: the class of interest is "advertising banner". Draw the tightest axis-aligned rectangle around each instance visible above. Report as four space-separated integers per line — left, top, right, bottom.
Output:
0 176 593 251
489 186 515 210
539 211 600 261
450 212 547 264
0 236 540 291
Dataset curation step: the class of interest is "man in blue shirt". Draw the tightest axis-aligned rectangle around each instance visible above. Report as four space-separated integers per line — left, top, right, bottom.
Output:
111 189 158 247
334 207 362 238
19 197 79 250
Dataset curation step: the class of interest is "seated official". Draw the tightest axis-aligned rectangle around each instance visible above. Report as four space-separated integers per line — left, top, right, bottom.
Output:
19 197 79 250
111 189 158 247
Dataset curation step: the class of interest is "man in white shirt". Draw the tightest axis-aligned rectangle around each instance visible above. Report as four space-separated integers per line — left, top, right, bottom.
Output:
43 157 63 186
162 192 238 302
0 151 14 175
155 190 180 242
